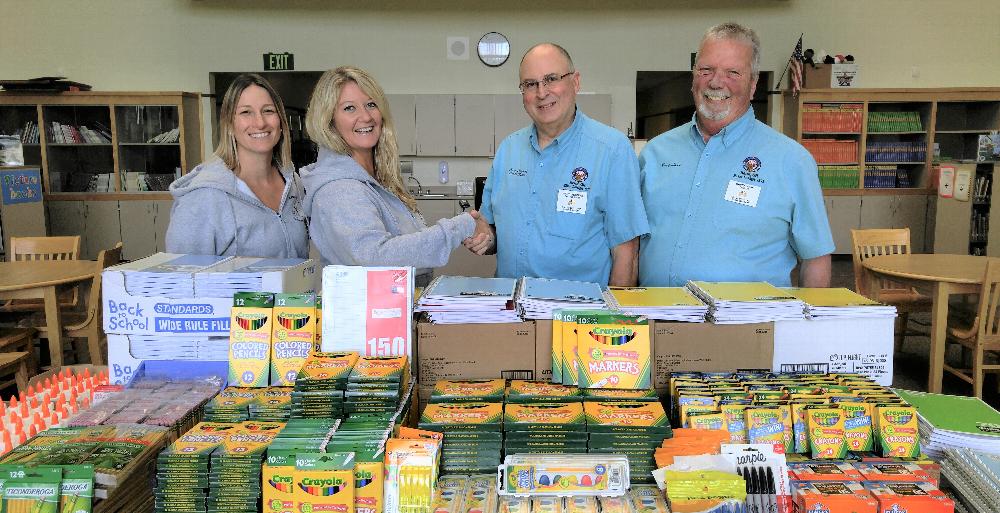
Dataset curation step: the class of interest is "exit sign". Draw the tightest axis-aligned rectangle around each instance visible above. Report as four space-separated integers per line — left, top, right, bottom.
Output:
264 52 294 71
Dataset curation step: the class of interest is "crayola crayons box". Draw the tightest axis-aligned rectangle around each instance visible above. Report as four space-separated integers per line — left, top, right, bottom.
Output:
791 481 878 513
354 459 384 513
806 406 848 459
839 402 874 452
575 312 650 389
263 450 296 513
230 292 274 387
875 405 920 457
862 481 955 513
294 452 356 513
270 293 316 386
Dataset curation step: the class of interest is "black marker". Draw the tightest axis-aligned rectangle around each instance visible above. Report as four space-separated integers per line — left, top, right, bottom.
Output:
765 466 777 513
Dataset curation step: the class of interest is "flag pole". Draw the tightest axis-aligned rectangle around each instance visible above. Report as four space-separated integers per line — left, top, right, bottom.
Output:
770 33 804 95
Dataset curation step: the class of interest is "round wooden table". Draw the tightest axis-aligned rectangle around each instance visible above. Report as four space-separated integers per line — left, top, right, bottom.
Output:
0 260 97 368
862 253 989 393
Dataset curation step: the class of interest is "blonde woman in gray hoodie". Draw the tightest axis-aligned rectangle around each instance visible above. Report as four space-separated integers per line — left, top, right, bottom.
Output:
300 66 489 286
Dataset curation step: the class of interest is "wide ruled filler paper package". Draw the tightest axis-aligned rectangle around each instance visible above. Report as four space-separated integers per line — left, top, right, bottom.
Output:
782 287 897 319
604 286 708 322
321 265 414 358
515 277 607 319
685 281 806 324
415 275 520 324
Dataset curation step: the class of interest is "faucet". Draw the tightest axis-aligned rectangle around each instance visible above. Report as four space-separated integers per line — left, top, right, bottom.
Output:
407 175 423 196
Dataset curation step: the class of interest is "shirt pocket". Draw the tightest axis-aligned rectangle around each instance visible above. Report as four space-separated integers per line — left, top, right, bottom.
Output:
546 209 589 242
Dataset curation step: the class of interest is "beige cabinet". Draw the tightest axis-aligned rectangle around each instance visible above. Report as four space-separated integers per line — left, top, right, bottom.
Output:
933 162 1000 256
455 95 494 156
824 195 862 254
47 198 172 260
493 95 531 151
386 94 416 156
577 94 613 125
860 195 929 252
415 95 455 156
417 198 497 278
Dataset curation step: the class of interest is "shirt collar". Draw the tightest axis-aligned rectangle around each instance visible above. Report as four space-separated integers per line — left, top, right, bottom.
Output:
688 107 756 148
530 107 586 154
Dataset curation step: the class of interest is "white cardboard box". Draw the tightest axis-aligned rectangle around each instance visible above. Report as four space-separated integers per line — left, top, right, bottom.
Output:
773 317 893 385
108 333 228 385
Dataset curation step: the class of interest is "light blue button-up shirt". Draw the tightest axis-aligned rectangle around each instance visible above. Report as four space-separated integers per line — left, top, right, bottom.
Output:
481 109 649 285
638 109 834 287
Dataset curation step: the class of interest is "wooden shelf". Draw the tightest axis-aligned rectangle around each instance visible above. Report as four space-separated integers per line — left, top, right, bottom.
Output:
935 129 993 134
46 143 112 147
823 188 934 196
803 132 861 135
864 161 926 165
118 142 181 146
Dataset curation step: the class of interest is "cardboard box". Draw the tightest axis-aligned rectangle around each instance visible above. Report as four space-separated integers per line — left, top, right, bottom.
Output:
416 321 536 384
773 318 893 385
652 322 774 388
802 63 860 89
107 334 227 385
535 320 554 381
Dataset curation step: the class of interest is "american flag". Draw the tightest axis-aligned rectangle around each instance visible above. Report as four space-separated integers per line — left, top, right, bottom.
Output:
790 35 804 96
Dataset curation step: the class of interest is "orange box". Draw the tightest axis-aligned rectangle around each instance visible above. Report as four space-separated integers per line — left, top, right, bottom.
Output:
852 462 933 484
788 462 863 481
863 481 955 513
792 481 877 513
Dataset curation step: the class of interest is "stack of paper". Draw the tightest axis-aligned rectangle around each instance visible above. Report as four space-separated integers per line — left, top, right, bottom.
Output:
121 254 230 298
194 257 311 297
942 448 1000 513
782 287 897 319
605 286 708 321
514 277 606 319
685 281 806 324
415 276 520 323
127 335 229 360
893 389 1000 458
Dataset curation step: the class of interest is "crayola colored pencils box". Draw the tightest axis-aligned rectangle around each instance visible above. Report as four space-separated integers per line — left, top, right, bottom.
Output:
230 292 274 387
315 296 323 353
263 450 296 513
294 452 356 513
354 459 384 513
271 293 316 386
575 312 650 389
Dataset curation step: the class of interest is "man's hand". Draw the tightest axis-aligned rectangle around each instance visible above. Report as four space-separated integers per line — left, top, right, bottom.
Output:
462 210 496 255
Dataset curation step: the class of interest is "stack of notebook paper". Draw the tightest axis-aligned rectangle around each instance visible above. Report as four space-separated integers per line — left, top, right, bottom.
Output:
783 287 897 319
605 287 708 321
893 389 1000 458
685 281 807 323
515 277 607 319
122 254 229 298
942 447 1000 513
415 276 520 323
193 257 312 297
127 335 230 360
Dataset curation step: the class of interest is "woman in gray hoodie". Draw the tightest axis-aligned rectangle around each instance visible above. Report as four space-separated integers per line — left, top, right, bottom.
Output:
301 66 488 286
165 73 308 258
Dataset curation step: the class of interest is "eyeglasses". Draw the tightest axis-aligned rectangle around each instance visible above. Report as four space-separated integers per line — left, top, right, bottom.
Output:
518 72 574 94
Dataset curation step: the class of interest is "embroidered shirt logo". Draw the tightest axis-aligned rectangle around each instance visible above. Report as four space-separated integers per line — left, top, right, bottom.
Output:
508 168 528 177
734 156 765 184
743 156 762 174
563 167 591 191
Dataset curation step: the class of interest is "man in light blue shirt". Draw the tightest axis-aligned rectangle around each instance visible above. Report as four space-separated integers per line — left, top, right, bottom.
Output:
639 23 834 287
466 43 649 286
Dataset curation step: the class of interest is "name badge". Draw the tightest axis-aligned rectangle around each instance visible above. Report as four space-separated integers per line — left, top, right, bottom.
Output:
724 180 761 208
557 189 588 214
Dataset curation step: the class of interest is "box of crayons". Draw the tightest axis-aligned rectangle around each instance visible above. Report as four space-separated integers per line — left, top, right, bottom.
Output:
229 292 274 387
429 379 506 403
293 452 356 513
505 380 582 404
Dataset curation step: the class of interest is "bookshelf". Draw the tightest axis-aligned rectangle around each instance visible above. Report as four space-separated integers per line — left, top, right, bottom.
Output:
932 161 1000 256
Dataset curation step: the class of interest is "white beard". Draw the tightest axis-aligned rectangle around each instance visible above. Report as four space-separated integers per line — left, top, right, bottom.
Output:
697 101 730 121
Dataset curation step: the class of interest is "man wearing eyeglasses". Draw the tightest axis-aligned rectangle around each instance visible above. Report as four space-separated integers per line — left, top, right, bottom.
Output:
466 43 648 286
638 23 834 288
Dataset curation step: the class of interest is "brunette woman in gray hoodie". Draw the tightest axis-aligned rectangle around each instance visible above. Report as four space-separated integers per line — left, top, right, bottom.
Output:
301 66 489 286
165 74 308 258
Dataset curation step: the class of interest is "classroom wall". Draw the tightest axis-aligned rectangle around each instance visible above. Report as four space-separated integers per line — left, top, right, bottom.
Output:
5 0 998 182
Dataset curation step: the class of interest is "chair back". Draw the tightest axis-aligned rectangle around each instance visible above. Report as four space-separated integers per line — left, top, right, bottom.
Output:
84 242 123 327
851 228 912 296
975 258 1000 347
9 236 81 262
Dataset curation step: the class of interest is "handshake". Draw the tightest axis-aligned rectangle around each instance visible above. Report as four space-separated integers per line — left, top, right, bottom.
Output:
462 210 495 255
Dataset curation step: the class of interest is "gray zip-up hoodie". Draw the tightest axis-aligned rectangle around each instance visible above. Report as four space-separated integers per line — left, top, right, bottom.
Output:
300 148 474 280
165 159 309 258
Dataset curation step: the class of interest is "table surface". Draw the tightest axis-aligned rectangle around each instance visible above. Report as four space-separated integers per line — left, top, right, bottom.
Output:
0 260 97 291
862 254 988 284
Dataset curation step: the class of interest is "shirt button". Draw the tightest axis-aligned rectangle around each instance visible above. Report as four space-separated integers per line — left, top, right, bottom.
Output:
539 163 544 167
685 213 692 218
695 183 701 187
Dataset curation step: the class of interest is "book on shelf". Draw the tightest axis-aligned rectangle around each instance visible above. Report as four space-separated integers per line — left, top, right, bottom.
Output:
867 111 923 132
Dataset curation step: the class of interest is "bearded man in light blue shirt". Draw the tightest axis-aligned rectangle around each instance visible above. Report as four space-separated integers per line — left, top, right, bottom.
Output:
465 43 649 286
638 23 834 287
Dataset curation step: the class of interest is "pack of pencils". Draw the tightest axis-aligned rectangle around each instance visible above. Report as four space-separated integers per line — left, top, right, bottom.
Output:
430 379 506 403
383 438 439 513
291 352 359 419
505 381 582 404
419 402 502 474
229 292 275 387
294 452 356 513
503 403 588 456
270 293 316 386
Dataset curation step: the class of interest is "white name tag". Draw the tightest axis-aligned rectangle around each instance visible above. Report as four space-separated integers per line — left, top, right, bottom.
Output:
724 180 761 208
557 189 588 214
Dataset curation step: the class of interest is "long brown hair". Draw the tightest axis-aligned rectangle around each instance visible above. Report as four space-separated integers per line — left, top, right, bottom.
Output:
214 73 293 171
305 66 417 212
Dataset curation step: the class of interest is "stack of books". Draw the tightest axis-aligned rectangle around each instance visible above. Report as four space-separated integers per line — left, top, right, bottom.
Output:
193 257 313 298
514 277 606 319
604 286 708 322
685 281 806 324
942 448 1000 513
782 287 897 319
415 276 519 324
121 254 230 298
892 389 1000 458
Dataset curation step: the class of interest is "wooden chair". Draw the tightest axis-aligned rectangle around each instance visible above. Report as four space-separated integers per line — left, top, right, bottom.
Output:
1 235 82 313
0 352 31 395
851 228 932 348
0 328 37 376
943 258 1000 398
34 242 122 366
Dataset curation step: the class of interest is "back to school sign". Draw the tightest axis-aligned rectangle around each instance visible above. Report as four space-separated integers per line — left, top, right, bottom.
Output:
1 168 42 205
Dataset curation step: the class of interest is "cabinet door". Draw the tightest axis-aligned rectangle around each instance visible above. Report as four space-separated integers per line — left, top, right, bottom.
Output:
415 95 455 156
892 195 928 253
46 201 86 239
455 95 494 156
386 94 416 156
83 201 122 260
493 94 530 152
119 201 158 260
153 199 174 253
824 196 861 254
577 94 612 125
933 195 973 254
859 195 894 229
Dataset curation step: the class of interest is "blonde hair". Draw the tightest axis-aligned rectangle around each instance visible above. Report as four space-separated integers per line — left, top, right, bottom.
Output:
306 66 417 212
214 73 292 171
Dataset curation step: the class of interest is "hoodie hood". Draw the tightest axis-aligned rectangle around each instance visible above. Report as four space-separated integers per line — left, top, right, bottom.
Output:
300 147 378 212
170 158 243 198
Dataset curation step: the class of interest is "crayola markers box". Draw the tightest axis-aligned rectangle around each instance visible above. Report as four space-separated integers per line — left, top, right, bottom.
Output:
354 459 384 513
230 292 274 387
575 312 650 389
551 309 564 383
263 450 296 513
271 293 316 386
294 452 356 513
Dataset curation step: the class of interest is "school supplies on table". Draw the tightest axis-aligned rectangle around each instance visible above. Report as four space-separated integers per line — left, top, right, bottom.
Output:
781 287 896 319
515 278 607 320
574 312 651 390
685 281 806 323
416 276 520 324
892 388 1000 457
497 454 630 497
604 287 708 322
229 292 275 387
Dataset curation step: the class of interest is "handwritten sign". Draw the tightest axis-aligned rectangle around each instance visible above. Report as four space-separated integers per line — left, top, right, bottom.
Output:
0 168 42 205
